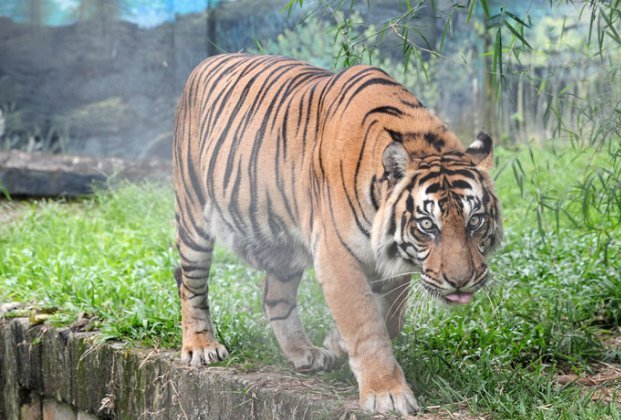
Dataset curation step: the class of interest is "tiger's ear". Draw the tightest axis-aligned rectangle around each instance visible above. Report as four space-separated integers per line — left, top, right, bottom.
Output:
465 131 494 170
382 140 411 183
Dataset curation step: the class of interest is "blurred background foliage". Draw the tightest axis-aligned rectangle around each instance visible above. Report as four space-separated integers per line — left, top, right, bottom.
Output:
268 0 620 147
0 0 618 156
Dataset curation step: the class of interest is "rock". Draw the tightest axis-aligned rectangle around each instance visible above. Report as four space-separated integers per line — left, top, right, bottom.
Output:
0 150 171 198
0 319 365 419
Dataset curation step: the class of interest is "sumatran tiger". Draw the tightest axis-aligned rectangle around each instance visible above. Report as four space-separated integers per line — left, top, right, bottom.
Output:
173 53 502 415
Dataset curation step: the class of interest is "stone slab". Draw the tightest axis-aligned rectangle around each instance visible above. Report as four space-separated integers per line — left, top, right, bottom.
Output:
0 319 367 419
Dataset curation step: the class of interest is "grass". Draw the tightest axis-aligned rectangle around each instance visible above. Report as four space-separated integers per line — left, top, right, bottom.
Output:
1 142 620 417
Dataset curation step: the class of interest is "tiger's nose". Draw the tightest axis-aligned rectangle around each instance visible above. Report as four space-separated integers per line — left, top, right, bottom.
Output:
443 267 488 291
441 273 471 289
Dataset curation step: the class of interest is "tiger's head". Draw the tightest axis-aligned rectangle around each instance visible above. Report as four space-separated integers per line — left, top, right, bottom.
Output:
371 131 503 305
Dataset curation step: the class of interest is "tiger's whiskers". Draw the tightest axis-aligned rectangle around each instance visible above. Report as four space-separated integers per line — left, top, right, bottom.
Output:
384 281 413 322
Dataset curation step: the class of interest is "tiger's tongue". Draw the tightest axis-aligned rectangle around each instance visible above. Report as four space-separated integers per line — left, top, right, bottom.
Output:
445 293 473 304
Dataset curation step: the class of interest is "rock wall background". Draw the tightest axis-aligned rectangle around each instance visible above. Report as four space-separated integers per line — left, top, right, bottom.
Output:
0 0 287 159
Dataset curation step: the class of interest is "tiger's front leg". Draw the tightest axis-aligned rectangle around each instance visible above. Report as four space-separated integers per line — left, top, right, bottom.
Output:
314 242 419 415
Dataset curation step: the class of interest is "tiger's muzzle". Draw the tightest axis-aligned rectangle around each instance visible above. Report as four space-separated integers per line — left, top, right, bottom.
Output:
420 266 489 305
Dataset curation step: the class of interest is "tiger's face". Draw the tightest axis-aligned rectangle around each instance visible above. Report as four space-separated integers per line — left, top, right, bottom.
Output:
372 132 502 304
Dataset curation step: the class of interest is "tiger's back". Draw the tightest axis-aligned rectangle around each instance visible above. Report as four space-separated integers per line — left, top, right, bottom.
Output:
174 53 464 276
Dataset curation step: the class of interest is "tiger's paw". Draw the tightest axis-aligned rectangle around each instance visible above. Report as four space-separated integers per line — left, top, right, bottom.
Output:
181 336 229 366
323 327 348 359
290 346 337 372
360 384 419 415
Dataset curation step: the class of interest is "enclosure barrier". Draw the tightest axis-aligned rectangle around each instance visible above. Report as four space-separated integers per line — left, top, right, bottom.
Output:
0 318 365 419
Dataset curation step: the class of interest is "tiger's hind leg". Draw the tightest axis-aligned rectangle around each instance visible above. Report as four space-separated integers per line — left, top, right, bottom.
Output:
176 225 228 366
263 271 335 372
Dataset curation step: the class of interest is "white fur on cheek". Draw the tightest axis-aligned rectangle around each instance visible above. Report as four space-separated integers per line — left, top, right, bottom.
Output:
371 172 421 278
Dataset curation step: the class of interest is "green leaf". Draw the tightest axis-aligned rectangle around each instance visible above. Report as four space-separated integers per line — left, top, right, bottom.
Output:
466 0 477 24
600 5 621 45
504 20 532 50
281 0 304 17
480 0 490 18
504 10 531 28
587 3 597 47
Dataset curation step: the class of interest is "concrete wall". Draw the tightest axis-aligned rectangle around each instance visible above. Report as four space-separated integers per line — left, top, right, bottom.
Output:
0 318 366 419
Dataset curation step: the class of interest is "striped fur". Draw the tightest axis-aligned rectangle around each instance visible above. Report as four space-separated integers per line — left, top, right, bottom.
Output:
173 54 502 415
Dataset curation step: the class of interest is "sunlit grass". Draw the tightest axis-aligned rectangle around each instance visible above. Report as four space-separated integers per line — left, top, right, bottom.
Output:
0 142 620 417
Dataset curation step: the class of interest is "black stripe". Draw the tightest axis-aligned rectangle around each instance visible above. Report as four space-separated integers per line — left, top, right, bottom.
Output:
418 171 440 186
425 183 440 194
340 162 370 238
400 99 422 108
268 304 297 321
369 175 379 210
324 67 378 119
342 77 401 111
325 182 366 266
227 160 247 230
451 179 472 190
264 298 294 307
362 106 404 126
352 120 379 225
405 195 415 212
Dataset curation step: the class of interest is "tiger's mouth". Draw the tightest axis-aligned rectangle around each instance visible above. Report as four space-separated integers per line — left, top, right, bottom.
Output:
442 292 474 304
420 273 487 305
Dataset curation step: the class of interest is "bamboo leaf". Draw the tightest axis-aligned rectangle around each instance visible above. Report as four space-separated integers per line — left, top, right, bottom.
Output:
587 3 596 46
511 158 525 197
600 5 621 45
504 20 532 49
505 10 531 28
439 15 450 51
480 0 490 18
282 0 303 16
598 11 605 53
466 0 477 24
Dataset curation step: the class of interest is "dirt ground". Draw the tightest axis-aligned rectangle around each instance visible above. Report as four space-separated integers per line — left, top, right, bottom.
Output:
0 199 29 226
554 330 621 406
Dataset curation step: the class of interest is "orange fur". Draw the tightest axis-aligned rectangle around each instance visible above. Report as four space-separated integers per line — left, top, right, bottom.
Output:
173 54 502 414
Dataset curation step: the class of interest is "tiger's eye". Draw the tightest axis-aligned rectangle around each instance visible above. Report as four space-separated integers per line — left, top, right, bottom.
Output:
468 214 483 229
419 218 434 231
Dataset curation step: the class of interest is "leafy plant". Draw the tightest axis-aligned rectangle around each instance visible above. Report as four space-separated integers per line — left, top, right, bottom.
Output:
279 1 621 145
0 102 68 154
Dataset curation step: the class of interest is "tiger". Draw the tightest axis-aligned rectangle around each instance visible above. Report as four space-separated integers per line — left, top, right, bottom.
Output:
172 53 502 415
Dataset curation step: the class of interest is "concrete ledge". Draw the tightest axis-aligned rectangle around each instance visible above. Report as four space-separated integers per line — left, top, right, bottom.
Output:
0 319 366 419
